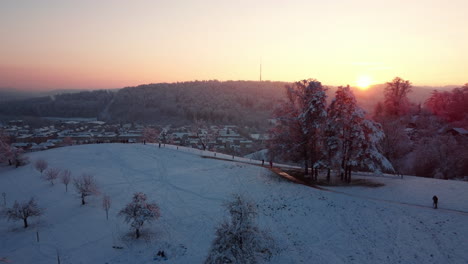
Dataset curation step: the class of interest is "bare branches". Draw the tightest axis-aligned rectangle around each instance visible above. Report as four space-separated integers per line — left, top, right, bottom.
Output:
3 198 43 228
43 168 61 185
34 159 48 174
60 169 72 192
73 174 99 205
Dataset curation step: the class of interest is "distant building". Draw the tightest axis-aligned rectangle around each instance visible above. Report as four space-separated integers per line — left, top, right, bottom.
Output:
447 128 468 136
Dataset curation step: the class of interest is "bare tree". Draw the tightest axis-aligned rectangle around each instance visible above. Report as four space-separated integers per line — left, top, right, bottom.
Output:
118 192 160 239
3 198 43 228
383 77 412 117
73 174 99 205
43 168 61 185
102 195 111 220
60 169 72 192
34 159 48 174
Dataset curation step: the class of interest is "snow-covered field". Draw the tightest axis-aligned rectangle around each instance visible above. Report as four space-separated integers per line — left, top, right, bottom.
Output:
0 144 467 264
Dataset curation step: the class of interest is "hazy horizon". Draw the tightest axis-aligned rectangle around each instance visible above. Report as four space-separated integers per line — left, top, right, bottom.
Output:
1 0 467 91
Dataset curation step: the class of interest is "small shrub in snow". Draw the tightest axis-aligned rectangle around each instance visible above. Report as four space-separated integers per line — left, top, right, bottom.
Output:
205 194 274 264
3 197 43 228
73 173 99 205
43 168 61 185
119 192 160 239
34 159 48 174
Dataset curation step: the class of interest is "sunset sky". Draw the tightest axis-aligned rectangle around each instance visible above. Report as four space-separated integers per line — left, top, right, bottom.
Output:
1 0 467 90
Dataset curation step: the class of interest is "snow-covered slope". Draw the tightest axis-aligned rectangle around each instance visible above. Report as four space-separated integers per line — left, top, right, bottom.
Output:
0 144 467 263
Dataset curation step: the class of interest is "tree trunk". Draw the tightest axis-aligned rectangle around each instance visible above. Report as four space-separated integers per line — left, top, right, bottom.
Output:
347 166 352 183
327 168 331 183
81 194 85 205
106 210 109 220
304 160 309 177
65 184 68 192
342 165 346 182
136 228 140 239
23 218 28 228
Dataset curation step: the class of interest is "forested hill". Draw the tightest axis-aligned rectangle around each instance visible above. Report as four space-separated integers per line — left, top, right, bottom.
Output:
0 81 288 127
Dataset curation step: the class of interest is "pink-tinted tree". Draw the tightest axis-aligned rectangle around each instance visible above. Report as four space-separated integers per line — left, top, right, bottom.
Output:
383 77 412 117
425 84 468 124
11 148 28 168
43 168 60 185
34 159 48 174
62 137 73 146
3 197 43 228
118 192 160 239
73 174 99 205
60 169 72 192
142 128 160 143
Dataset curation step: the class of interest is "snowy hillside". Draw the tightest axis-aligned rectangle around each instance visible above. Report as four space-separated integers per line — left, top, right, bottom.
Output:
1 144 467 263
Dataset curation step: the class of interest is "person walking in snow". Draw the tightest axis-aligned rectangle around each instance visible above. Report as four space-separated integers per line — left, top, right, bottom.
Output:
432 195 438 209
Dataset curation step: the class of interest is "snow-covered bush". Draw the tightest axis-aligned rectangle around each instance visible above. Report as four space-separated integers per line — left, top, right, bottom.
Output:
119 192 160 239
205 195 274 264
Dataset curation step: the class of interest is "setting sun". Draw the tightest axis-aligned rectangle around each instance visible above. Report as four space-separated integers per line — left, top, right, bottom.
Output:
356 76 373 90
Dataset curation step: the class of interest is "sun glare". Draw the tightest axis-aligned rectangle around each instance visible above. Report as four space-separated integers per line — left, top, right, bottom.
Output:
356 76 372 90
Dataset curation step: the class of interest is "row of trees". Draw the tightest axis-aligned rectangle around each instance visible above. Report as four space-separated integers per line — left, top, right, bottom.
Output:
31 159 159 238
268 79 393 182
374 79 467 179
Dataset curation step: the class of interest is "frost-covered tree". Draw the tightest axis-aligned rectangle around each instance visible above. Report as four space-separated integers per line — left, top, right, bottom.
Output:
43 168 60 185
3 198 43 228
118 192 160 239
60 169 71 192
205 195 273 264
102 195 111 220
329 85 392 182
268 79 327 177
73 174 99 205
383 77 412 117
34 159 48 174
143 127 160 143
355 119 394 174
11 148 28 168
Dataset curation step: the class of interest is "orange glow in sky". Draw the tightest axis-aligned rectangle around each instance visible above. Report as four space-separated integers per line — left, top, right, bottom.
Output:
1 0 467 90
